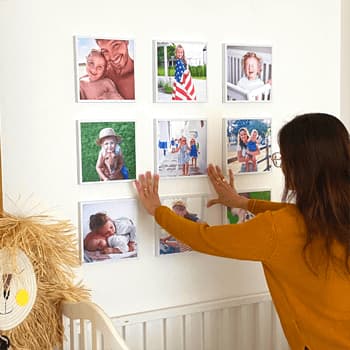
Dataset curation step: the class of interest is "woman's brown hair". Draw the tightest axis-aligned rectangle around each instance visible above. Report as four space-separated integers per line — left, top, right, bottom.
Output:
279 113 350 273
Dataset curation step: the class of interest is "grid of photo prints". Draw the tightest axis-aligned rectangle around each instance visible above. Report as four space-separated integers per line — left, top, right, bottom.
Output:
74 35 273 264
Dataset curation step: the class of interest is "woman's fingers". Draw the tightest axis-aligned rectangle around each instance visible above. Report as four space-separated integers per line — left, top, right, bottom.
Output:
215 165 225 180
207 164 223 184
206 198 220 208
229 169 234 188
153 174 159 194
146 171 152 189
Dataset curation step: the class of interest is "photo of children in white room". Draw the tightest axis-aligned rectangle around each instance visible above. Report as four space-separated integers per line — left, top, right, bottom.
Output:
155 40 207 102
155 119 207 177
80 198 138 263
226 190 271 224
157 195 207 256
224 45 272 102
75 36 135 102
225 118 272 175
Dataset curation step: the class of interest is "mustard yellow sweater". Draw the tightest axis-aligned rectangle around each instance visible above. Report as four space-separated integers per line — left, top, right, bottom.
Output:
155 200 350 350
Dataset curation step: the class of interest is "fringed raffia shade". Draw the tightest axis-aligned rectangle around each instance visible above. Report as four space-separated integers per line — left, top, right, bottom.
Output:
0 212 90 350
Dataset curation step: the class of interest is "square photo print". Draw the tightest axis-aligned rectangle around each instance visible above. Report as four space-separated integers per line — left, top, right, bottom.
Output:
154 40 207 102
80 198 138 264
224 44 272 102
224 118 272 175
155 119 207 177
74 36 135 102
225 190 271 224
78 121 136 183
156 194 207 256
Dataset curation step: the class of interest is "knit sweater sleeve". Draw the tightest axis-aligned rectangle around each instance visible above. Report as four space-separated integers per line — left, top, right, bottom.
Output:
154 206 277 262
248 199 293 215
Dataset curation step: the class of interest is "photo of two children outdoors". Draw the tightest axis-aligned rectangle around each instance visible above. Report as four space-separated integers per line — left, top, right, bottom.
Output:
225 118 272 174
156 119 207 177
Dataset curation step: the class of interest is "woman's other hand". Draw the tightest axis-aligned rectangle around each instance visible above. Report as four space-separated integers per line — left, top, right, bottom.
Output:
134 171 162 216
207 164 249 210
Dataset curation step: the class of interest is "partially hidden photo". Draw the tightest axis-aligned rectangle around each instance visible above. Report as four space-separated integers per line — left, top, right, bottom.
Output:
224 118 272 175
74 36 135 102
154 40 207 102
79 198 138 263
225 190 271 224
78 121 136 183
224 44 272 102
156 194 207 256
155 119 207 177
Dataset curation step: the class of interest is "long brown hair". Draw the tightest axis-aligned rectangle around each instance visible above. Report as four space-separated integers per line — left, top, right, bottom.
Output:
175 44 187 66
279 113 350 273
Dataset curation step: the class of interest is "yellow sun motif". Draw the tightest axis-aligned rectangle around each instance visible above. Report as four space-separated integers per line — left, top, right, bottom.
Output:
16 289 29 307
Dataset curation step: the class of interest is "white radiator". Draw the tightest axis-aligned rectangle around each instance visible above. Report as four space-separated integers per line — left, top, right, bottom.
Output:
112 292 290 350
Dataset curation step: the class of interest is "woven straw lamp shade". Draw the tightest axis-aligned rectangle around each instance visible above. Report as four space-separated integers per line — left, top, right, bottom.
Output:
0 248 37 331
0 146 90 349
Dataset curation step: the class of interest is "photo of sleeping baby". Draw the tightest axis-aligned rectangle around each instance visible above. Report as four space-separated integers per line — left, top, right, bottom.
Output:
157 195 207 256
224 44 272 102
80 198 138 263
226 190 271 224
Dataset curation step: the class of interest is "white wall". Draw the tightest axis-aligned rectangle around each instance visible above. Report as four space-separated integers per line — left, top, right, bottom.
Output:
0 0 342 317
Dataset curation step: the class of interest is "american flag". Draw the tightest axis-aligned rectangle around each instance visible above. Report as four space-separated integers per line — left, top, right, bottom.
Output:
172 59 196 100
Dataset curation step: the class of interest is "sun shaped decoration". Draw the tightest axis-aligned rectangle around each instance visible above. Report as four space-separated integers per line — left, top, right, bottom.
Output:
0 213 89 349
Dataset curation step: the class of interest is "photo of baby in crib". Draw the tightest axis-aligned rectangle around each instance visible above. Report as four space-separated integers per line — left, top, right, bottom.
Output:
79 198 138 263
224 45 272 102
226 190 271 224
157 195 207 256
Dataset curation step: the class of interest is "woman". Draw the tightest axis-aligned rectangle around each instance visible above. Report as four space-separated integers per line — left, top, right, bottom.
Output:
135 113 350 350
236 127 260 172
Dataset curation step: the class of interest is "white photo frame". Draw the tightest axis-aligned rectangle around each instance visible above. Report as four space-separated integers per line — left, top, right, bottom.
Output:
155 193 208 256
77 120 136 184
154 118 208 178
79 198 138 264
153 40 207 103
223 117 272 175
74 36 135 102
223 44 272 102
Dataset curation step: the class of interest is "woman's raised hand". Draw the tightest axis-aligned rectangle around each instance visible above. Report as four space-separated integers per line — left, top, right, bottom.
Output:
207 164 249 210
134 171 162 216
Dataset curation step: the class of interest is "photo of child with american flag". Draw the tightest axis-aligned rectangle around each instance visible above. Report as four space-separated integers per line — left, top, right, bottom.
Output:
154 40 207 102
